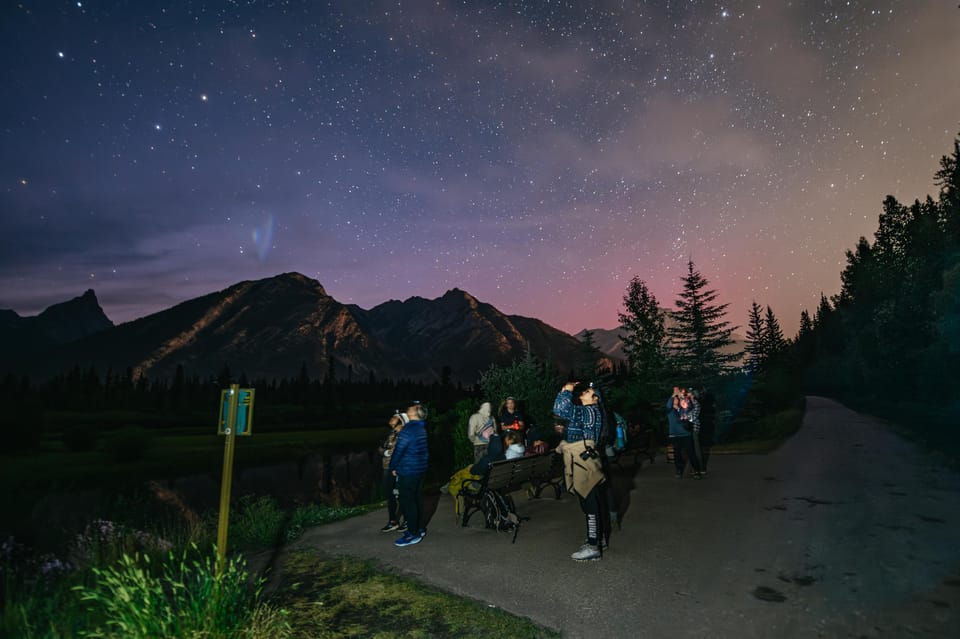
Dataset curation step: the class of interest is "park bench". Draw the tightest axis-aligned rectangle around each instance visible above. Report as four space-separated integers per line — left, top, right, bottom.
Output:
611 427 657 468
457 453 563 543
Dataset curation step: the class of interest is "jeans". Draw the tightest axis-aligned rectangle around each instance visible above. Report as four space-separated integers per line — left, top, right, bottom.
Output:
670 435 702 475
396 473 425 533
382 469 399 523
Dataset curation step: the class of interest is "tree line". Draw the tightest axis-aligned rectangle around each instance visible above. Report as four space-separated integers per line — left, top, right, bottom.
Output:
794 136 960 408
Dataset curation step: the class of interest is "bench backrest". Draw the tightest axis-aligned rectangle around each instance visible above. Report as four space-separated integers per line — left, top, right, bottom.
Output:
484 453 558 493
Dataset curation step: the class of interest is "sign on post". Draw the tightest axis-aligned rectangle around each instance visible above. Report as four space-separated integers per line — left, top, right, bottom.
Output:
219 387 255 435
215 384 255 574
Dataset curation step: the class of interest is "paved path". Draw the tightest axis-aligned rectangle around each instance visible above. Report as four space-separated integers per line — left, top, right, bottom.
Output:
288 397 960 637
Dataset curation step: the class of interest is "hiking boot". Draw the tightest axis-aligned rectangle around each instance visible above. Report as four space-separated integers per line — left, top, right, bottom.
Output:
571 544 601 561
380 521 400 533
394 532 423 547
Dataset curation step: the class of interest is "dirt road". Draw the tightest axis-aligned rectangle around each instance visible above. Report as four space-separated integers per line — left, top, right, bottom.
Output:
290 397 960 637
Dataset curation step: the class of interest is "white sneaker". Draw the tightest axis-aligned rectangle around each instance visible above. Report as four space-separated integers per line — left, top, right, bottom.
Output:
571 543 601 561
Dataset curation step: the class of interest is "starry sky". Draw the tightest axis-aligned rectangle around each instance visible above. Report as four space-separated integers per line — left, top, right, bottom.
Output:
2 1 958 336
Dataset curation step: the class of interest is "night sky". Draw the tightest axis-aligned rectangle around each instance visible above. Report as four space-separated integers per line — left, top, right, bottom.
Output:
2 1 958 336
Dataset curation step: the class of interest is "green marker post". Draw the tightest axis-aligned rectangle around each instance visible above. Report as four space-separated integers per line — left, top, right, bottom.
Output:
216 384 240 574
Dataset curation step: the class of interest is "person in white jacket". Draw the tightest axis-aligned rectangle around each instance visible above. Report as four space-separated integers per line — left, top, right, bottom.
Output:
467 401 496 462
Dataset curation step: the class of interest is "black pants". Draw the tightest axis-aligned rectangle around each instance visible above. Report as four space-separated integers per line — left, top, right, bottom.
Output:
382 469 400 523
670 435 701 475
396 473 424 533
578 482 610 546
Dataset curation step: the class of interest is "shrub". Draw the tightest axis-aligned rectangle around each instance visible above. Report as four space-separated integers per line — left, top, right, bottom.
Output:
73 546 290 639
227 496 287 550
102 427 153 463
62 424 99 452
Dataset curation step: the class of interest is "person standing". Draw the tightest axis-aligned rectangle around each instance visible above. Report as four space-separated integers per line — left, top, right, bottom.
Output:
667 391 702 479
499 397 525 434
390 402 429 547
378 412 407 533
467 401 496 462
682 390 704 476
554 381 609 561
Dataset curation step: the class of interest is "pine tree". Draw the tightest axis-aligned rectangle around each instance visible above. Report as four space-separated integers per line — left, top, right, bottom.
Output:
577 329 599 379
668 260 739 386
934 136 960 245
744 301 765 374
798 310 813 338
764 306 787 356
617 276 667 377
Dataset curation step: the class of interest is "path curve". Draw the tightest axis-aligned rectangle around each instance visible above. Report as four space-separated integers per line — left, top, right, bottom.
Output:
289 397 960 638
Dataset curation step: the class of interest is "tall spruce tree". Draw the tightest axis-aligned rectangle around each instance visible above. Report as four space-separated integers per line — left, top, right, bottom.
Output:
668 260 739 387
618 276 667 377
798 310 814 338
744 301 766 374
764 306 787 356
617 276 668 423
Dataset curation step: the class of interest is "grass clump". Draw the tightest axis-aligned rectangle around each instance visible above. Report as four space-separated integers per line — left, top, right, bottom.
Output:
272 551 558 639
225 495 378 550
73 545 290 639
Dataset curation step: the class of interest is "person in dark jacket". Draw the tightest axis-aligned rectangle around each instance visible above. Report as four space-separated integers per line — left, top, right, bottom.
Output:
389 402 429 547
667 390 702 479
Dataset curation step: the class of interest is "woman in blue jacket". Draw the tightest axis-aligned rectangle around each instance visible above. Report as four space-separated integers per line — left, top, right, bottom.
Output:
390 402 430 547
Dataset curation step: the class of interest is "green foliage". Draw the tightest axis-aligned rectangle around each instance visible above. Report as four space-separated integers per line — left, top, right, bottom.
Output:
226 495 288 550
479 349 561 435
618 276 668 375
73 546 290 639
102 426 153 463
213 495 374 550
449 399 477 471
284 503 373 543
2 561 85 639
668 260 739 387
62 424 99 452
798 134 960 415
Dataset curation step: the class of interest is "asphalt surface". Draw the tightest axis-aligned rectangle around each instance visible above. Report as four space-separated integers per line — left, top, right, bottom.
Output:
287 397 960 638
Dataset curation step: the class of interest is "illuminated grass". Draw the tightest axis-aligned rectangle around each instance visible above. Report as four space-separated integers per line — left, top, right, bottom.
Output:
271 551 558 639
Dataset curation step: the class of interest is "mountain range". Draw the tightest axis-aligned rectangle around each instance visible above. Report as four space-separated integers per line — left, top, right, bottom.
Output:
1 273 612 384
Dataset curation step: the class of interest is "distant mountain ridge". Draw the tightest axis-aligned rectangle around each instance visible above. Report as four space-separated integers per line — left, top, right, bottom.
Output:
575 314 745 363
0 289 113 360
6 273 609 384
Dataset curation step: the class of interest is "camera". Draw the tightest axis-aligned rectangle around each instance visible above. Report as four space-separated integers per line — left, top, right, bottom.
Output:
579 446 600 461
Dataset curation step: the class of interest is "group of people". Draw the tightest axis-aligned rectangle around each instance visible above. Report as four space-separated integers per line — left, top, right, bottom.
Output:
666 386 709 480
376 383 710 560
378 402 430 547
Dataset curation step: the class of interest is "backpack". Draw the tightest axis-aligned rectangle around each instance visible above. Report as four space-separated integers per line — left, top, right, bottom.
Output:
613 412 628 451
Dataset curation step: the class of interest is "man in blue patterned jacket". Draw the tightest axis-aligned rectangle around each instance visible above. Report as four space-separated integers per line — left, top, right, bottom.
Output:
390 402 430 547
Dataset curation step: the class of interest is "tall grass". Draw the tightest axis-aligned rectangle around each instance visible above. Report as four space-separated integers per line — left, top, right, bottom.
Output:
1 492 376 638
73 546 290 639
